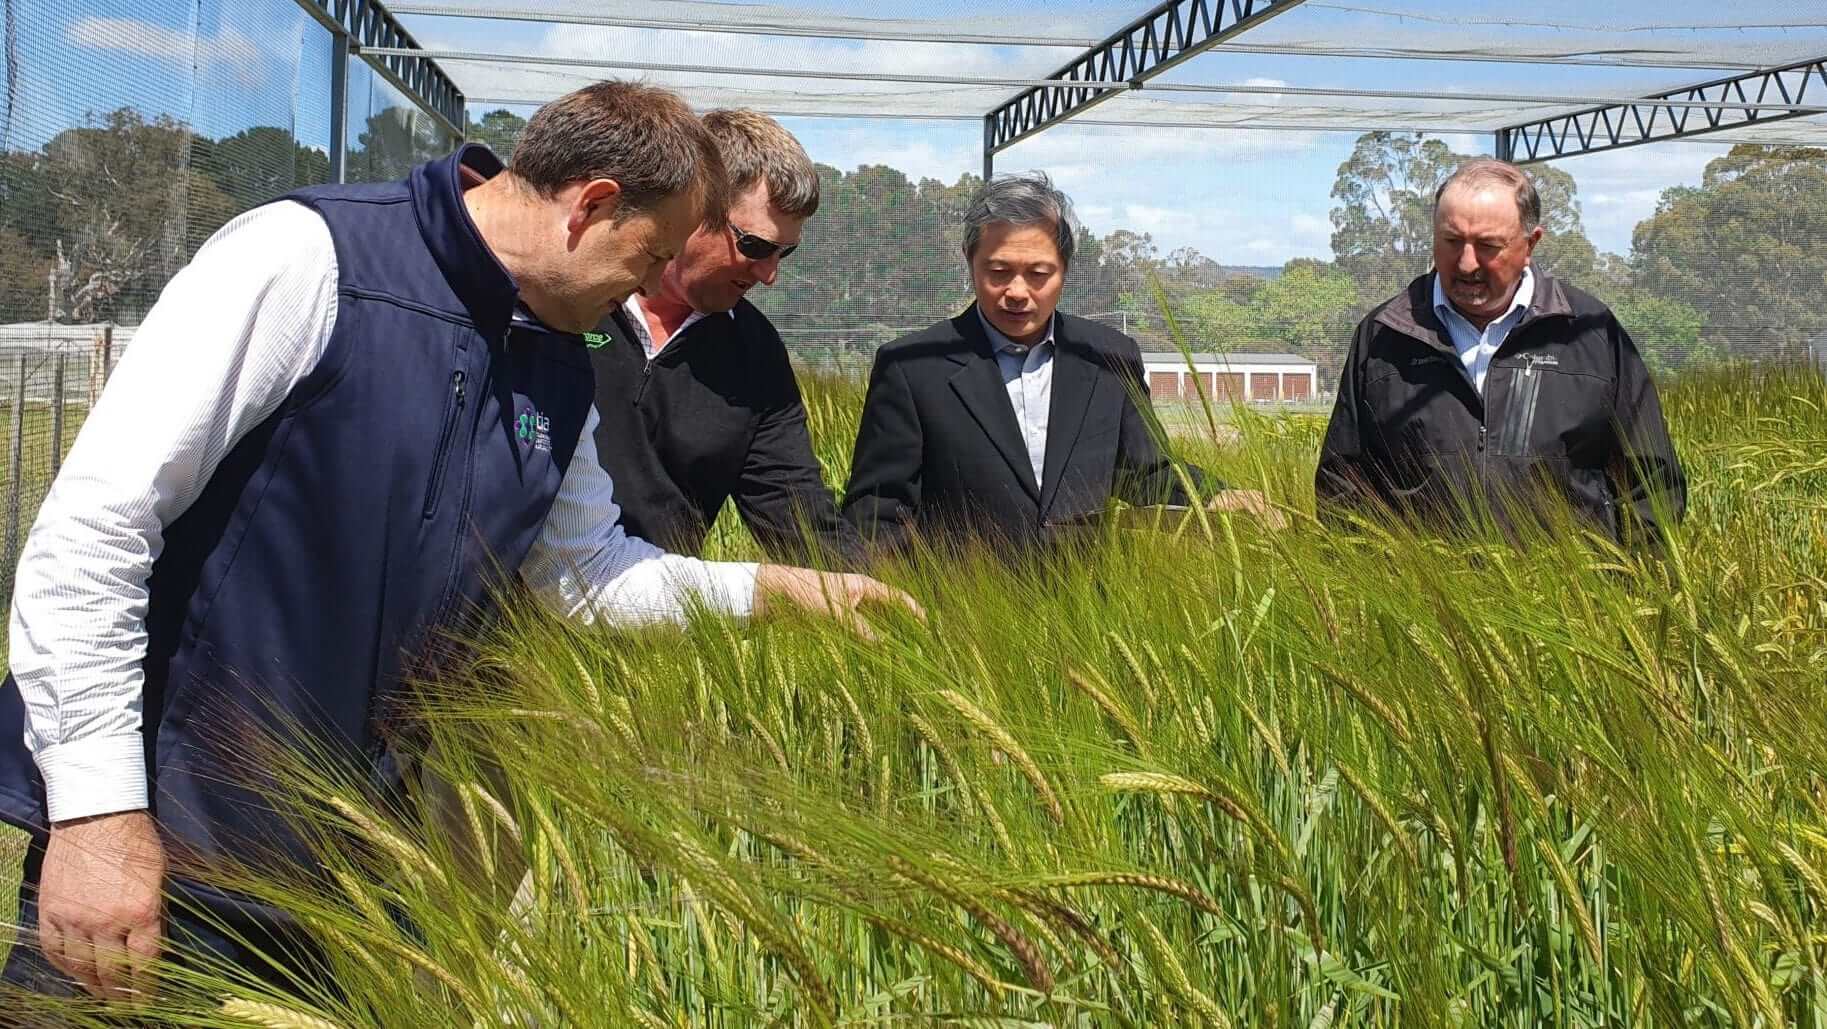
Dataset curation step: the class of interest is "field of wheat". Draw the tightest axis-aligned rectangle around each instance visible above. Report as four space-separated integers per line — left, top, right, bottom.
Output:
4 364 1826 1027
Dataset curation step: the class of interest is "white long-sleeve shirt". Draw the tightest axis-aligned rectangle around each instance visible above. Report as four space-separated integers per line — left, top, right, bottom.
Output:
1432 266 1536 395
8 201 759 823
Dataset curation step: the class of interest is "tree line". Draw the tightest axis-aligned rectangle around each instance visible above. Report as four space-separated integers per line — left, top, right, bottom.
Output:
0 106 445 325
8 107 1824 377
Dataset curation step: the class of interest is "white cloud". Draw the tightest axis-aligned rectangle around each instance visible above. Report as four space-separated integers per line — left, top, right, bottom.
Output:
812 132 978 182
421 15 1358 267
66 16 266 87
1585 188 1664 209
1552 144 1716 253
431 20 1036 115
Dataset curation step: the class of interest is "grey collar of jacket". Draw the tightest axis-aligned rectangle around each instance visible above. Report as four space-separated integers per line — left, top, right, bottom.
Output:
1373 270 1577 355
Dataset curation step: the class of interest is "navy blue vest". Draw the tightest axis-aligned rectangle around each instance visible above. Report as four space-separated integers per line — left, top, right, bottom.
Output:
0 147 593 900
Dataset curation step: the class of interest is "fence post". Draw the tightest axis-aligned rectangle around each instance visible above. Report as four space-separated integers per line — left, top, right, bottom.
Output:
51 351 66 477
7 353 27 573
101 324 114 385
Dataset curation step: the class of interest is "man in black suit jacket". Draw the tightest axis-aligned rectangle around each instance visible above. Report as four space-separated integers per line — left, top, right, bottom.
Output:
843 173 1279 556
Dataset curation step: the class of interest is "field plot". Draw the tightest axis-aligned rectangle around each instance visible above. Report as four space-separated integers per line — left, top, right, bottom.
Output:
3 367 1825 1027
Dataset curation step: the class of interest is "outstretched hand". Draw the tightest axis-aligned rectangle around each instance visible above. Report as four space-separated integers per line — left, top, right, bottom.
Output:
754 566 926 640
1206 489 1290 530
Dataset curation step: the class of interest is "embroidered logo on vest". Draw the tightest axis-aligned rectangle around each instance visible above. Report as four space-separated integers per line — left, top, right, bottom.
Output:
516 408 552 453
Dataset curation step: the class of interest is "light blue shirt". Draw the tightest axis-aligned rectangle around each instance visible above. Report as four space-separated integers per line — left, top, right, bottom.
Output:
1432 266 1535 395
978 308 1056 489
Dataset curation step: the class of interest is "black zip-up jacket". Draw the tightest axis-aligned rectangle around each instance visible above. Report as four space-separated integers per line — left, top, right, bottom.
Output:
588 300 862 565
1316 272 1685 543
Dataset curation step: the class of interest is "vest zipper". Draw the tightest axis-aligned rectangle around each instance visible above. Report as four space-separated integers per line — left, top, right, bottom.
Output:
423 369 467 519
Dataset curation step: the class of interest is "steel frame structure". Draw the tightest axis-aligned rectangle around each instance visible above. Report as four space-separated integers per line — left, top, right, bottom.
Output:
1497 56 1827 163
295 0 468 181
303 0 1827 180
981 0 1308 177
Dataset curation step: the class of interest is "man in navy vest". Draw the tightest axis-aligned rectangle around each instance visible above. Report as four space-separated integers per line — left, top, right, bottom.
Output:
0 81 916 1001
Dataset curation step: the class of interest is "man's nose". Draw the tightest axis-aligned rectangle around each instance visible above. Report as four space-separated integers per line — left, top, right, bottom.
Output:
1455 244 1481 275
753 254 781 287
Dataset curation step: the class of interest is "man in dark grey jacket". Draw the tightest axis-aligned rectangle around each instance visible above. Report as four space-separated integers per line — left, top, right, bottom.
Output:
1317 159 1685 543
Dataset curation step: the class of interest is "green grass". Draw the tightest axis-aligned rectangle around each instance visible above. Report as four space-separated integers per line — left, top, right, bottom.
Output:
5 366 1825 1027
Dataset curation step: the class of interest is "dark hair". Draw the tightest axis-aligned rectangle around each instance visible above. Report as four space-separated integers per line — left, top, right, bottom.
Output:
962 172 1078 269
510 80 729 229
702 109 820 219
1435 158 1542 232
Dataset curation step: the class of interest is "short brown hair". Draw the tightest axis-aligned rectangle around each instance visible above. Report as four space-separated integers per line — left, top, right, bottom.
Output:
702 109 820 220
1435 158 1542 232
511 81 729 229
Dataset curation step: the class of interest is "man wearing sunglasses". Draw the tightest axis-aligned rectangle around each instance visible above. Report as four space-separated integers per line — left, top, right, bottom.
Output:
587 109 863 566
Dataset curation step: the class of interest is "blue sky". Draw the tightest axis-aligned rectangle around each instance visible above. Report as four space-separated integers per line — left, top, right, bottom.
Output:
8 0 1822 264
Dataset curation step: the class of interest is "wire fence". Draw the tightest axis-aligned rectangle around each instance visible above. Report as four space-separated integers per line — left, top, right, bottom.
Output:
0 327 121 603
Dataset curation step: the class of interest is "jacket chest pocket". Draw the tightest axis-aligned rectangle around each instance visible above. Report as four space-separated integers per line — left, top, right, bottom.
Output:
1363 360 1473 455
1490 365 1612 461
423 369 469 520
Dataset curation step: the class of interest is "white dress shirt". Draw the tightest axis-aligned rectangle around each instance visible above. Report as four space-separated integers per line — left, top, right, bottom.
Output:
978 309 1055 489
8 201 759 823
621 294 729 359
1432 266 1535 395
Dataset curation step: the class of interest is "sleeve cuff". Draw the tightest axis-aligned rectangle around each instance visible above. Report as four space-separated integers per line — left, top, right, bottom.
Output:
36 735 149 823
709 561 761 620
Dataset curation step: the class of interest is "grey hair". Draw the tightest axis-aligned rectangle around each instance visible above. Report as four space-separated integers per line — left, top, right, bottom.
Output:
962 172 1078 268
1434 158 1542 232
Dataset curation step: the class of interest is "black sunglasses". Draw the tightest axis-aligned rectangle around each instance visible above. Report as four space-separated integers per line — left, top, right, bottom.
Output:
729 223 799 262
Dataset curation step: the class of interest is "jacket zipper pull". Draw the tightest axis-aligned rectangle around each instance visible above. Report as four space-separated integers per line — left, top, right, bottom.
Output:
635 361 654 404
1479 424 1487 452
453 369 466 404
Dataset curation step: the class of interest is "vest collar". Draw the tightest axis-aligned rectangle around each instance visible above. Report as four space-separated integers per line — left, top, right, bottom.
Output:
410 144 520 343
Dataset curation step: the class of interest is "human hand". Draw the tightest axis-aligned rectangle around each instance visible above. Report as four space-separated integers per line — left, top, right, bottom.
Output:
754 566 926 640
37 810 166 1001
1206 489 1289 530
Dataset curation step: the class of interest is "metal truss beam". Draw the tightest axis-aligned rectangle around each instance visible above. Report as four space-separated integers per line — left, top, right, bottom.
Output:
1497 56 1827 164
984 0 1309 162
294 0 468 140
378 46 1827 117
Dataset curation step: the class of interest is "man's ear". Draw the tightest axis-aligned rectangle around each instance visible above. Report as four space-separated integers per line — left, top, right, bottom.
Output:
567 178 624 236
1525 225 1545 253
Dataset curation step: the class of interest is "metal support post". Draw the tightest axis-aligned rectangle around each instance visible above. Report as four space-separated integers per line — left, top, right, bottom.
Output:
329 29 350 184
981 115 995 182
50 352 64 477
293 0 467 143
7 354 26 570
